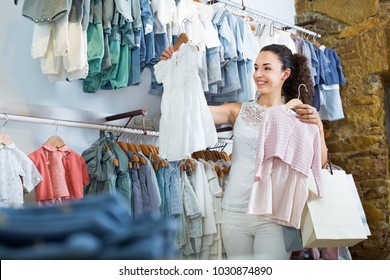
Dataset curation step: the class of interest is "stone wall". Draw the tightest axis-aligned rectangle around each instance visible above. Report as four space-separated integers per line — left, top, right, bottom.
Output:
295 0 390 259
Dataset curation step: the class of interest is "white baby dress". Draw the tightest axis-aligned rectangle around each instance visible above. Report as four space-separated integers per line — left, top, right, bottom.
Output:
154 41 217 161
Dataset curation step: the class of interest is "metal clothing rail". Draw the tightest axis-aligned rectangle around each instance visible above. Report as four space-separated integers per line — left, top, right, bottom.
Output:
0 113 232 144
214 0 321 38
0 113 159 136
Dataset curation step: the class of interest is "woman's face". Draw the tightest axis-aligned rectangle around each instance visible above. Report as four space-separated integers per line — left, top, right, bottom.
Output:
253 51 290 96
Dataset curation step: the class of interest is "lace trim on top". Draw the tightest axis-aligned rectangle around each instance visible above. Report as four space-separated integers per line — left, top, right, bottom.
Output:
233 101 266 155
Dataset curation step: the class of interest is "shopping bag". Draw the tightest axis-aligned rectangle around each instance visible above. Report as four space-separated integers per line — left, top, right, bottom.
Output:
282 226 303 252
346 174 371 236
301 169 367 248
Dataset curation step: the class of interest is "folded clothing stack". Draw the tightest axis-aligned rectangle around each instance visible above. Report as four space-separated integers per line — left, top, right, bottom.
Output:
0 195 177 259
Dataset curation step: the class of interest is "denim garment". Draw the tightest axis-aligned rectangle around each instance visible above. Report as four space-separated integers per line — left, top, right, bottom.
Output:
315 46 331 86
300 39 315 84
125 152 143 217
128 46 142 86
0 195 130 244
226 13 244 60
138 154 161 215
207 91 238 104
120 16 135 47
219 59 240 96
156 167 168 217
0 233 101 260
305 41 318 84
149 33 169 95
82 138 117 196
110 143 132 215
236 59 250 102
206 46 222 86
131 0 143 30
0 195 177 259
213 9 236 61
140 0 156 66
323 48 347 85
128 25 142 86
312 85 321 111
319 85 345 121
166 162 183 217
140 25 146 69
213 11 240 96
141 154 161 213
99 214 178 259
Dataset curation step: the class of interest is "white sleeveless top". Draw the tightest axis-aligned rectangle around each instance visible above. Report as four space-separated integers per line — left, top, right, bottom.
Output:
221 101 266 212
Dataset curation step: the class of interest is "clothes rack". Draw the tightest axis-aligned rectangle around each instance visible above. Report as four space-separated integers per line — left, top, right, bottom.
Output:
214 0 321 38
0 113 159 136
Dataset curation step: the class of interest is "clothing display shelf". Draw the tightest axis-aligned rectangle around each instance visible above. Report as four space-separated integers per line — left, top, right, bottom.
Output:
214 0 321 38
0 113 159 136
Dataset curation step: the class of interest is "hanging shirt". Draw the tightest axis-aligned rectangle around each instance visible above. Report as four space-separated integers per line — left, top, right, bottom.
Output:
0 143 42 208
154 41 217 161
29 143 89 202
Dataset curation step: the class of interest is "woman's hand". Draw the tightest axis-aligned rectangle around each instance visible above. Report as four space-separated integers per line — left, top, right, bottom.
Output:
295 104 323 131
295 103 328 167
160 46 175 60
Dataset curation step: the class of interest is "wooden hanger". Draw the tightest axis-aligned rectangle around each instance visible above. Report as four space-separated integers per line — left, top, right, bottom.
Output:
106 146 119 167
47 135 65 148
173 33 189 51
0 132 13 145
115 142 133 169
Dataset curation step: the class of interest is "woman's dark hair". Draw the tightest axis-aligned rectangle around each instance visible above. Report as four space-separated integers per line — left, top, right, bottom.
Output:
260 44 314 105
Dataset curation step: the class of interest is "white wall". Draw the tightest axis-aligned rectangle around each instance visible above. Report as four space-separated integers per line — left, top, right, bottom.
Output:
0 0 296 155
0 1 162 154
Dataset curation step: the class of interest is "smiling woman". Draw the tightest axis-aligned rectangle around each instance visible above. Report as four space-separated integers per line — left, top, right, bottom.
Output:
160 42 328 259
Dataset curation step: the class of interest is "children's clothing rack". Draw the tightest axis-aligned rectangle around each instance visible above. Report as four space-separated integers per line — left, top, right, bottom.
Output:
214 0 321 38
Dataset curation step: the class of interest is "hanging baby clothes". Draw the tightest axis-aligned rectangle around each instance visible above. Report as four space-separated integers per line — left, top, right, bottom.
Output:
29 142 89 205
0 143 42 208
249 105 323 229
154 41 217 161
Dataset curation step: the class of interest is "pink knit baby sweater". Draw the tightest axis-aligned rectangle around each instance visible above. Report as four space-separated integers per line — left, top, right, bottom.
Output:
254 105 323 197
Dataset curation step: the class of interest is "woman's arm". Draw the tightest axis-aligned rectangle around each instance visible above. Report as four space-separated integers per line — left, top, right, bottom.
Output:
294 104 328 167
209 103 242 126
